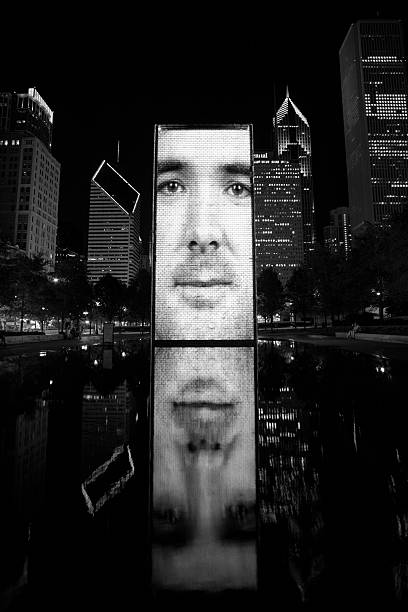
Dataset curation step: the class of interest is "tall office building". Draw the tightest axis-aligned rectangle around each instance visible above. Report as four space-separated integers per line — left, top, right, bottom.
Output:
0 88 60 270
274 89 316 263
340 20 408 231
254 152 303 286
87 160 141 286
323 206 351 256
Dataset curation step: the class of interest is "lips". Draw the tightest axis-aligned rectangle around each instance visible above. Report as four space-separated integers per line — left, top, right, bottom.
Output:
175 279 233 287
172 257 236 306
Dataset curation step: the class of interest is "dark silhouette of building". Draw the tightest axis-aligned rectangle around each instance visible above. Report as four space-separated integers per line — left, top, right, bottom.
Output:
0 88 60 270
254 153 303 286
340 20 408 231
274 88 316 264
323 206 351 256
55 245 85 268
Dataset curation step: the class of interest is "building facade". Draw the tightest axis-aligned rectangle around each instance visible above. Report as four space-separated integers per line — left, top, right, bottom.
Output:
323 206 351 256
254 153 303 286
0 89 60 271
340 20 408 231
55 245 85 271
87 161 141 286
274 89 316 263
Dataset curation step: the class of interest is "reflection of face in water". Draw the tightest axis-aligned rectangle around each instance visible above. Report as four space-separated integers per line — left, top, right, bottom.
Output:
154 127 254 341
153 347 256 591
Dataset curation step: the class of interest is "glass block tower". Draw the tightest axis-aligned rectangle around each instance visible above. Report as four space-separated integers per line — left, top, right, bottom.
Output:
274 89 316 264
87 161 141 286
254 153 303 286
340 20 408 231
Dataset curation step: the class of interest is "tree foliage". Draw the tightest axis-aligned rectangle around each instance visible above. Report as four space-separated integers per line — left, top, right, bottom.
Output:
257 268 285 327
126 269 151 325
93 274 126 322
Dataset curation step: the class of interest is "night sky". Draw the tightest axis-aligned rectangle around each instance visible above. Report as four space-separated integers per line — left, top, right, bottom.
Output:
3 7 408 255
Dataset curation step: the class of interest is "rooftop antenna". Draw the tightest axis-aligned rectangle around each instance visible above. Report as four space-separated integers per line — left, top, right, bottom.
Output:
117 140 120 165
286 84 290 99
273 81 278 158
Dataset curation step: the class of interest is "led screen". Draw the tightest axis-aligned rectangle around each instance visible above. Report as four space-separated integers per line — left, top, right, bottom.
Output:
153 126 255 341
152 346 256 591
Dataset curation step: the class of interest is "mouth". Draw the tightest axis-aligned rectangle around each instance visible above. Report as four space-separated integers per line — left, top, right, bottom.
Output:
175 279 233 288
173 279 233 308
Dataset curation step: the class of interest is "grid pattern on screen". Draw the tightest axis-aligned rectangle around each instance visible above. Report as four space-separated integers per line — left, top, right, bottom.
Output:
152 346 256 590
153 126 255 341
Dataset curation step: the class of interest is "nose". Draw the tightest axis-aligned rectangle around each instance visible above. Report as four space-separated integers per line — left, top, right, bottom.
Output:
186 187 222 254
188 239 219 254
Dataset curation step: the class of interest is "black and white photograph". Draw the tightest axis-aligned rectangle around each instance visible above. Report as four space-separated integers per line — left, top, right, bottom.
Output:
1 7 408 611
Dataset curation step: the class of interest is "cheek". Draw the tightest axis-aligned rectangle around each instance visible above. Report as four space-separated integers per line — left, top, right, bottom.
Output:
156 205 185 245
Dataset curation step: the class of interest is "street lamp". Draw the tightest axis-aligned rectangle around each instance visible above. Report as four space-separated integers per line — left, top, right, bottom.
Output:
83 311 91 335
41 306 46 333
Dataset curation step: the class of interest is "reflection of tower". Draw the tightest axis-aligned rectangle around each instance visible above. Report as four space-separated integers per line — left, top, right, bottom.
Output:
0 399 49 519
81 380 132 478
274 89 316 264
259 386 319 520
14 400 49 517
87 160 141 286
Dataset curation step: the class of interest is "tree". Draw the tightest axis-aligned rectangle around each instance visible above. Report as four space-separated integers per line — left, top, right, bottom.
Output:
286 266 315 328
93 274 126 322
310 247 348 324
48 257 92 330
350 222 391 321
383 208 408 316
0 251 47 332
257 268 285 328
126 269 151 330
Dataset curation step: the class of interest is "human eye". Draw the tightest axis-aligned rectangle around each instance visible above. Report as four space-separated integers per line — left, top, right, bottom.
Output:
225 182 252 198
157 179 185 195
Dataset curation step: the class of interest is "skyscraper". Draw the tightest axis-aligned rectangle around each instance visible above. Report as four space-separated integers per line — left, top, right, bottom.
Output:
87 161 141 286
0 88 60 271
340 20 408 231
323 206 351 256
274 89 316 263
254 152 303 286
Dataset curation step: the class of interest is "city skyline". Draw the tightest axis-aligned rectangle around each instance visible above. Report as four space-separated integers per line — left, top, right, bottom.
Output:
1 11 407 257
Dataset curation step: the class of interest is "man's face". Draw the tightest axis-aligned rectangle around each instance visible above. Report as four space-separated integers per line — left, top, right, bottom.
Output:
154 127 254 341
152 347 257 590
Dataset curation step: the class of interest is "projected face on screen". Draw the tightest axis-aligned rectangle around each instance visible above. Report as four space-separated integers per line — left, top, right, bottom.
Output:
152 347 256 591
154 127 254 341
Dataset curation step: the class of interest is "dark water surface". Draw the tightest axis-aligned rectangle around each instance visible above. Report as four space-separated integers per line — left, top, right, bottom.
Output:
1 339 407 609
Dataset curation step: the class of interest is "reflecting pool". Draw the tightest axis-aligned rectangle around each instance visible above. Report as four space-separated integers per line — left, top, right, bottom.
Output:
1 339 407 609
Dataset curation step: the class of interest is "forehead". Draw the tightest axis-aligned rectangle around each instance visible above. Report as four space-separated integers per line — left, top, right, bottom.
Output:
157 128 251 166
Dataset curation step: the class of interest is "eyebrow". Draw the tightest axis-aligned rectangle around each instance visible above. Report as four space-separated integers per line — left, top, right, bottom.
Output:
157 159 252 176
222 163 252 177
157 160 186 174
